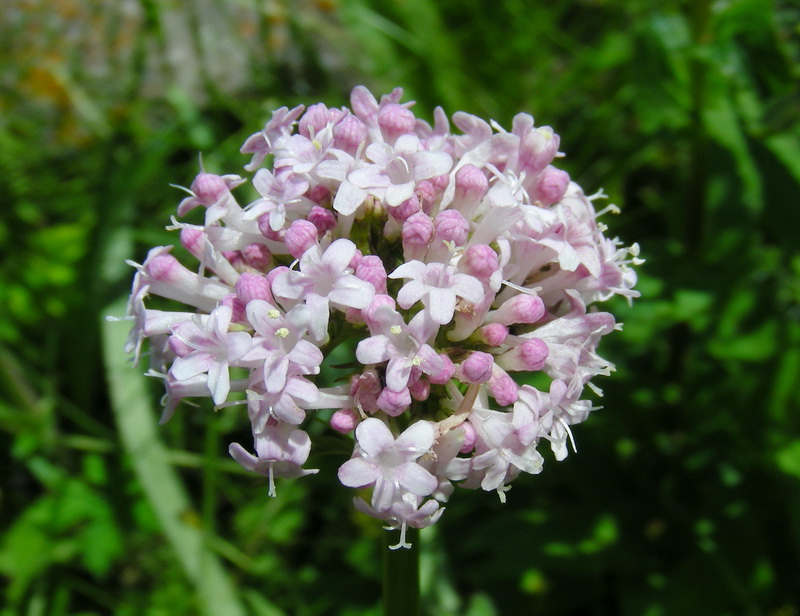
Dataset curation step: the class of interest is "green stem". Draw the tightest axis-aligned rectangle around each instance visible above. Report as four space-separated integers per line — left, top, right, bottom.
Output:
383 527 420 616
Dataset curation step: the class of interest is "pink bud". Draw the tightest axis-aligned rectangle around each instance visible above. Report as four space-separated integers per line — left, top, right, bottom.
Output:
389 194 421 222
179 227 206 260
308 205 337 236
429 174 449 195
348 248 363 272
497 338 549 372
330 408 360 434
191 173 229 206
433 210 469 247
306 184 329 205
460 244 499 280
492 294 545 325
519 126 560 173
414 181 437 214
481 322 509 346
257 213 284 240
459 421 478 453
377 386 411 416
361 294 397 330
235 272 272 304
402 212 434 260
453 164 488 216
458 351 494 384
242 243 271 271
299 103 341 138
532 166 570 206
428 353 456 385
222 250 245 269
488 367 519 406
221 294 246 324
284 220 318 259
333 114 368 154
144 253 187 283
517 339 549 370
378 103 416 142
409 378 430 401
356 255 388 294
351 369 382 414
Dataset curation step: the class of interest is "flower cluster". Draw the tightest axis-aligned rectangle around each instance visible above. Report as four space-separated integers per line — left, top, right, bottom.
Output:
123 86 641 549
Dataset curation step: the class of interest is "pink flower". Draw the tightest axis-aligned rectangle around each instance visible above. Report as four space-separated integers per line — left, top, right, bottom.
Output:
168 304 253 405
229 421 318 497
121 85 640 546
356 306 442 392
390 260 484 325
271 238 375 340
338 418 438 511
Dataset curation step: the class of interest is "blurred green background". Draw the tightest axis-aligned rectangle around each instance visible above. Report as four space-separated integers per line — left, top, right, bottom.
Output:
1 0 799 614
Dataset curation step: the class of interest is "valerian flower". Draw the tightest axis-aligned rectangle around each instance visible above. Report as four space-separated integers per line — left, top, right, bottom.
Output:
119 86 640 547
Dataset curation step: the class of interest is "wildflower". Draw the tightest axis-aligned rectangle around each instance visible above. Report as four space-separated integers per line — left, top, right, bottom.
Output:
121 86 640 545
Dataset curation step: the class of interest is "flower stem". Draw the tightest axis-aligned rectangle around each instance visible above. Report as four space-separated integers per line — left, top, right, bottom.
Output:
382 527 420 616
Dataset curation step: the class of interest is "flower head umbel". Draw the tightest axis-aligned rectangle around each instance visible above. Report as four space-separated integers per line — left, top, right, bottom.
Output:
120 86 641 547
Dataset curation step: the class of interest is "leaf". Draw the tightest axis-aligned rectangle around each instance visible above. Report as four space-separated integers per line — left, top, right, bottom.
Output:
775 440 800 480
101 299 246 616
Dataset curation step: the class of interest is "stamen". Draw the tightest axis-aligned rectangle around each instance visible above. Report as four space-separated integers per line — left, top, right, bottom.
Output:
558 416 578 454
389 521 411 550
268 462 276 497
501 279 543 296
497 485 511 503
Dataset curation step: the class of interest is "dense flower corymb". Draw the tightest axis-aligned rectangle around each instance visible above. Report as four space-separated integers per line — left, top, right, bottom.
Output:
122 86 641 549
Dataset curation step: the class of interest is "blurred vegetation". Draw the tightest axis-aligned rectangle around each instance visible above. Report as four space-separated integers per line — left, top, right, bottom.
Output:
1 0 799 614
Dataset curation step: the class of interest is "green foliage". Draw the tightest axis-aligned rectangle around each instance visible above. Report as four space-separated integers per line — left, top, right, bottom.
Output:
1 0 798 614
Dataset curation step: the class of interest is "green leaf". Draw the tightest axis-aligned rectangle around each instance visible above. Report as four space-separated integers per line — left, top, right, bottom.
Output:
101 300 247 616
775 440 800 480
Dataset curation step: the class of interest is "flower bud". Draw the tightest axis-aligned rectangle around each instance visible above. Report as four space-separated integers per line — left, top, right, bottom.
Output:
491 294 545 325
242 243 271 271
333 114 368 154
428 353 456 385
308 205 337 236
299 103 341 138
497 338 549 372
434 210 469 247
519 126 560 173
361 294 397 331
452 164 488 216
409 378 430 401
221 294 246 324
458 351 494 384
402 212 434 261
480 322 509 346
180 227 206 260
488 366 519 406
532 166 569 206
459 244 499 280
377 386 411 416
415 181 437 215
144 253 188 283
235 272 272 304
284 220 319 259
389 194 421 222
351 369 382 414
356 255 388 294
330 408 360 434
459 421 478 453
191 173 229 206
378 103 416 143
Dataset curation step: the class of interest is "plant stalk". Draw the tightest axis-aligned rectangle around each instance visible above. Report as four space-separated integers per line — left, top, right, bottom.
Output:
382 527 420 616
